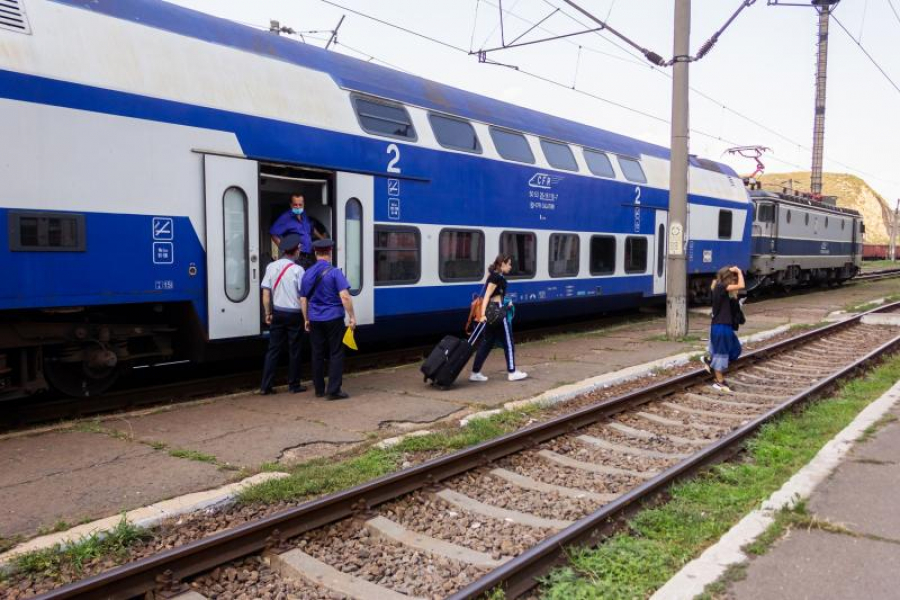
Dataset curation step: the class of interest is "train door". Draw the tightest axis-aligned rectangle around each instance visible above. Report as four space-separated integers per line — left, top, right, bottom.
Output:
653 210 667 295
756 202 776 253
204 155 261 340
336 172 374 325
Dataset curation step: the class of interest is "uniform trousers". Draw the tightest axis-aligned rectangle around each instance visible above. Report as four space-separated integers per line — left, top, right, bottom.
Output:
261 310 304 392
309 317 346 395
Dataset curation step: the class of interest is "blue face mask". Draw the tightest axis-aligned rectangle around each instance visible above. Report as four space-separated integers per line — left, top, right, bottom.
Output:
291 207 304 216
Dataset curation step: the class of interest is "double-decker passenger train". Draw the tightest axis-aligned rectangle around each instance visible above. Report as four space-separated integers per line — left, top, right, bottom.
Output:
0 0 860 398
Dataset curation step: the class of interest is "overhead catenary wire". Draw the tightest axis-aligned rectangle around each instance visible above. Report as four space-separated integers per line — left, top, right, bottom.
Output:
889 0 900 25
830 12 900 96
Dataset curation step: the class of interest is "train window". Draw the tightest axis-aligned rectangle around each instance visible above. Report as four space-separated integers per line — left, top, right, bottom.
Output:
500 231 537 279
540 139 578 172
352 96 416 141
860 222 865 233
618 157 647 183
439 229 485 282
718 210 733 239
9 211 86 252
374 226 420 285
624 236 648 273
805 213 810 226
841 220 845 231
786 210 792 223
429 113 482 153
489 127 535 164
549 233 580 278
825 217 829 228
345 198 363 295
223 187 249 303
583 149 615 178
757 204 775 223
589 236 616 275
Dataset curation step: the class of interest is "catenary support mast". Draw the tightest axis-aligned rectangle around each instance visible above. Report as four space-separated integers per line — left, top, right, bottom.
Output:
666 0 691 339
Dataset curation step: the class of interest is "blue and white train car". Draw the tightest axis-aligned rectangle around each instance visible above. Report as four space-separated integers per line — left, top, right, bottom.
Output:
0 0 751 397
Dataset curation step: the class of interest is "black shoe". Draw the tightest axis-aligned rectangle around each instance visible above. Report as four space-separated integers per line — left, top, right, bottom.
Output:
258 388 275 396
315 391 325 398
289 385 308 393
327 391 350 400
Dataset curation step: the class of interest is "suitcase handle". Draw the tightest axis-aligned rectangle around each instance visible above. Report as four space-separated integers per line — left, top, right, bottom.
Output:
467 321 487 344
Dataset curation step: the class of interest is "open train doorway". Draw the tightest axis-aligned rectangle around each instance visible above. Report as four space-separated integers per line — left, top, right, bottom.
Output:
258 163 334 271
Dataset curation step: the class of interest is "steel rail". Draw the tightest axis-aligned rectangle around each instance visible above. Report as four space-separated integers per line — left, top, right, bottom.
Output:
450 309 900 598
32 302 899 600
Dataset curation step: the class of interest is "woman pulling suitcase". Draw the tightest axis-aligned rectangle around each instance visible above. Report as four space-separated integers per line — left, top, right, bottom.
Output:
469 254 528 382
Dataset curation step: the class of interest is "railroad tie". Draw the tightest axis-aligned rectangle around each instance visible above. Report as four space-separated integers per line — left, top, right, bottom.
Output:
170 593 209 600
489 467 619 503
682 392 765 409
537 449 659 478
576 435 690 459
435 489 574 530
606 421 708 447
365 515 508 568
271 548 427 600
661 402 747 421
636 411 722 432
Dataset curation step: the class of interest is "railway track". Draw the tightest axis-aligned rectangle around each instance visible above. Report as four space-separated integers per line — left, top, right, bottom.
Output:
854 267 900 282
22 302 900 600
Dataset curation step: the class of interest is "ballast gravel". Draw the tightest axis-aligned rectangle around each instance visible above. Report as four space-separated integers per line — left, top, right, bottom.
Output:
447 469 599 521
298 518 486 599
383 491 550 558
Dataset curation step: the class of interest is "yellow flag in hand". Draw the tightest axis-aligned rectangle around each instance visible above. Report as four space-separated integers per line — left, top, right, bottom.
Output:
342 327 358 351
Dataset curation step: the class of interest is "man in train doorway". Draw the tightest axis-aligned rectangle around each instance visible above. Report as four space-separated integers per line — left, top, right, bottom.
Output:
259 234 307 395
300 239 356 400
270 193 318 269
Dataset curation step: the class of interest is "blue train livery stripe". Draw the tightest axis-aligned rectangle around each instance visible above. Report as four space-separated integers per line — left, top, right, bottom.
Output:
752 236 859 257
374 275 655 317
0 68 749 240
0 209 207 321
48 0 741 172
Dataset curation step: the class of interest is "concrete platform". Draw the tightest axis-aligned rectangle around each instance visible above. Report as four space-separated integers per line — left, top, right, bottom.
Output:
654 357 900 600
736 399 900 600
1 278 897 545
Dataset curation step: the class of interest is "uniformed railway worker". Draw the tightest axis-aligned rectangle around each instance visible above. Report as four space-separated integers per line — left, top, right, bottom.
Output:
259 234 307 395
270 193 317 269
300 239 356 400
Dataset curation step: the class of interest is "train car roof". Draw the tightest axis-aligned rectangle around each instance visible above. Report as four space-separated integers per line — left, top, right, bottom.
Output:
750 190 861 217
53 0 738 177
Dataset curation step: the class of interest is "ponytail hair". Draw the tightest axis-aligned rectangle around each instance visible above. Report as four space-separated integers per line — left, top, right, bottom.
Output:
488 253 512 273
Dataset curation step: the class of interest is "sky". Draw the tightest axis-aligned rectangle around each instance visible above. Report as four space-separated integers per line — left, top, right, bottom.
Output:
166 0 900 202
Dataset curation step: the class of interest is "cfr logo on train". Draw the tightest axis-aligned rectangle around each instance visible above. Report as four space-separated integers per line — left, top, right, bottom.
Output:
528 173 562 190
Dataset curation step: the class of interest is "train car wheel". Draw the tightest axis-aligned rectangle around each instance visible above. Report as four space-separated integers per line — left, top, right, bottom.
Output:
43 347 122 397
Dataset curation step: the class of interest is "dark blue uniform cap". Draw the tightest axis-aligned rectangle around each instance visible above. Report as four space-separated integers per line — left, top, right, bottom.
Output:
313 238 335 250
278 233 301 252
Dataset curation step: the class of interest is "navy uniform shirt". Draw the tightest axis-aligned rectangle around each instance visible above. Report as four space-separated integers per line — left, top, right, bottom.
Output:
270 210 313 254
301 259 352 322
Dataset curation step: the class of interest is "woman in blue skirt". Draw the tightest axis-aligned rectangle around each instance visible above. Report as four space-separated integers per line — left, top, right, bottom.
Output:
701 266 745 392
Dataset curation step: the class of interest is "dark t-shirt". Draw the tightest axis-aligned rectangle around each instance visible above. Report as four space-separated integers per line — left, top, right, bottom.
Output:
711 282 734 327
486 270 508 301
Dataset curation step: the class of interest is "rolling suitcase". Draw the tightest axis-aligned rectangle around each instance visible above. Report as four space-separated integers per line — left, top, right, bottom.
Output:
421 322 486 389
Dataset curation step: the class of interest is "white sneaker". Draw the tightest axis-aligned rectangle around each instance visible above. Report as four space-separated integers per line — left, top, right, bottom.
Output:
469 372 488 382
508 370 528 381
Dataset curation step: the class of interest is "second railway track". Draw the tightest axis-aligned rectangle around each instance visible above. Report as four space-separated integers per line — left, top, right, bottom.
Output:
18 301 900 600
